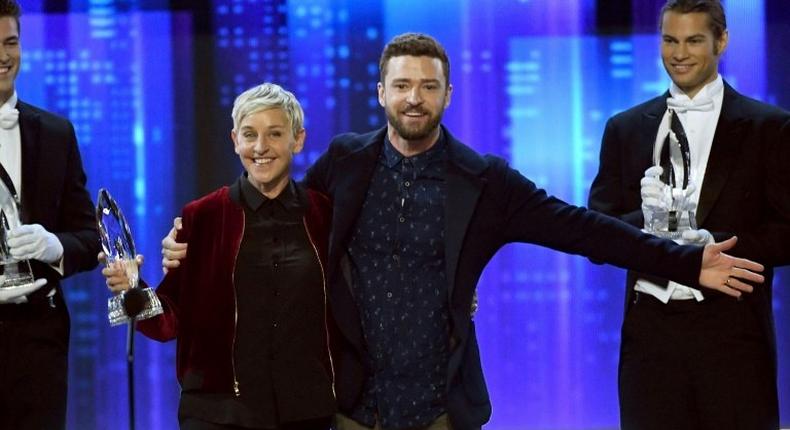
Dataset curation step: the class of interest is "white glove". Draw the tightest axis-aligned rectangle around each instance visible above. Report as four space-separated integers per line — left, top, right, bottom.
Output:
0 278 48 303
641 166 697 215
679 228 714 246
7 224 64 264
670 183 697 213
641 166 670 213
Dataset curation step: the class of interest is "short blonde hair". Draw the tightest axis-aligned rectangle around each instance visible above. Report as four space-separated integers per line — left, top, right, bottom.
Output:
231 83 304 136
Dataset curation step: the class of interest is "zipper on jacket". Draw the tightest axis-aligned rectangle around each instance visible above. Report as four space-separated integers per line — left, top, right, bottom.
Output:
302 217 336 396
231 212 245 397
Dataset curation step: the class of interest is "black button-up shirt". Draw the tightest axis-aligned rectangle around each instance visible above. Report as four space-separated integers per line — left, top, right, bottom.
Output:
348 134 450 429
179 176 323 428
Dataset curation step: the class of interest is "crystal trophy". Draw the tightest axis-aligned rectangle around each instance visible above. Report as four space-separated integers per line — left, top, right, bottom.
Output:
0 178 36 294
645 110 697 239
97 189 163 326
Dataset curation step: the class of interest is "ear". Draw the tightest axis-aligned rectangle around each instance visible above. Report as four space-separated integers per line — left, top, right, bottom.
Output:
377 82 385 107
231 130 241 155
716 29 729 56
444 83 453 109
291 128 306 154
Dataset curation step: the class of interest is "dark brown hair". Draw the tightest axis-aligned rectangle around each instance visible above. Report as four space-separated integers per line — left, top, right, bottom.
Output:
660 0 727 40
0 0 21 35
379 33 450 86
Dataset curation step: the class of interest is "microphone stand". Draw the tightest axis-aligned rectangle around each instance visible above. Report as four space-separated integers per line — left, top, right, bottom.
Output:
126 319 136 430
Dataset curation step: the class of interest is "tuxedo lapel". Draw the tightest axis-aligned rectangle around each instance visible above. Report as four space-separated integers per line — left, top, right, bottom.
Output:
696 84 747 226
16 101 41 223
639 94 670 169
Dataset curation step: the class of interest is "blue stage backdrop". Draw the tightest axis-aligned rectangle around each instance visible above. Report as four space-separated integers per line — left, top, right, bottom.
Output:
14 1 789 429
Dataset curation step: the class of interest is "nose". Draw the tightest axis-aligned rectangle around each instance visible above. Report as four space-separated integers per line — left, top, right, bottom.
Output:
673 43 689 60
406 87 422 105
252 136 267 153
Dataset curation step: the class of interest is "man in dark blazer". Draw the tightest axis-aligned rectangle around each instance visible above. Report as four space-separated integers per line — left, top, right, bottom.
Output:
588 1 790 429
0 2 100 429
163 33 764 430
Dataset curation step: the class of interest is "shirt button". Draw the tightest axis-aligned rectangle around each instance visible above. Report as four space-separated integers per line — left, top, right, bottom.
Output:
399 216 405 223
273 322 278 328
404 181 411 187
386 292 393 298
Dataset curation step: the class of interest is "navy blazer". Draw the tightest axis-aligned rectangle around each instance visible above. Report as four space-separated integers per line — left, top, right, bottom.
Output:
16 100 99 300
589 83 790 372
305 125 706 429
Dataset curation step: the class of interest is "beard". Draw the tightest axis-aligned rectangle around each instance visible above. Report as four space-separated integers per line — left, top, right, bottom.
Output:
385 106 444 141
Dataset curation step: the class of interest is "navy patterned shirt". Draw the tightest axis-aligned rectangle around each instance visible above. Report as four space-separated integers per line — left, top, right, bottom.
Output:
348 133 450 429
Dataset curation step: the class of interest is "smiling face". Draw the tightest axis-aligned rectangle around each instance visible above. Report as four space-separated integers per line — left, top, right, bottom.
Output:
0 16 20 104
232 108 305 198
377 55 452 156
660 10 728 99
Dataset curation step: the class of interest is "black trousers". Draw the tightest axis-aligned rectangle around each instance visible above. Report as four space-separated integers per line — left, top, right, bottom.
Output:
0 294 70 430
180 416 332 430
619 292 778 430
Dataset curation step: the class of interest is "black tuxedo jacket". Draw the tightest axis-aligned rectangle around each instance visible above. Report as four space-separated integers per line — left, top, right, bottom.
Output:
305 125 707 429
588 82 790 367
16 100 99 301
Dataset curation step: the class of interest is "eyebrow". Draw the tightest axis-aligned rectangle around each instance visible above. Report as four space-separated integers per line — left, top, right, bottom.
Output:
240 124 285 130
390 78 441 84
662 33 707 41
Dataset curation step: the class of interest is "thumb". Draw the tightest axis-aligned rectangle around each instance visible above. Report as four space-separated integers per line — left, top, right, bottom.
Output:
644 165 663 178
711 236 738 253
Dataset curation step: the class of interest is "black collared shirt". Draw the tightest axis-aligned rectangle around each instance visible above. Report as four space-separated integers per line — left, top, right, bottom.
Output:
348 134 450 429
179 176 324 428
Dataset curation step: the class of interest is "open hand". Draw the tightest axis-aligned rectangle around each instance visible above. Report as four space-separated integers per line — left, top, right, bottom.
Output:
698 236 764 298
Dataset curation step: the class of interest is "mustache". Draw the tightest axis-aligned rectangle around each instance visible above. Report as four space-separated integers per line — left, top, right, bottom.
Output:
401 107 428 115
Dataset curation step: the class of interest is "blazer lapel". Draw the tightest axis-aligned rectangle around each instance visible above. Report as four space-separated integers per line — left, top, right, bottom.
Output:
443 128 486 300
16 101 41 223
696 84 746 226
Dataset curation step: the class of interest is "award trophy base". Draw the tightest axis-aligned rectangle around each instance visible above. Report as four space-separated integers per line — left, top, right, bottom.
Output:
0 260 39 301
646 209 697 240
108 288 164 326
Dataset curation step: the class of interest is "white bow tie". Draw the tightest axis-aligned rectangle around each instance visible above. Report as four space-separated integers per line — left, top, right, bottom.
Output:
667 96 714 113
0 107 19 130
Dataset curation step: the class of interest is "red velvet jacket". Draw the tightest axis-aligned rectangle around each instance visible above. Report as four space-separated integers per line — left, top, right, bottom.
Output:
137 182 333 420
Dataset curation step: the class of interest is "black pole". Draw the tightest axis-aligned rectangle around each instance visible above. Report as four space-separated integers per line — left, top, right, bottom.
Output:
127 320 136 430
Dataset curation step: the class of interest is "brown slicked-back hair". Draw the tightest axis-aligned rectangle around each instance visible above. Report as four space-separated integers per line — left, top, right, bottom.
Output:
379 33 450 86
0 0 21 35
660 0 727 40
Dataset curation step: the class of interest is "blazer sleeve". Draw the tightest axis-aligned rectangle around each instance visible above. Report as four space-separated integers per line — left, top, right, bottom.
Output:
588 116 644 227
490 157 703 288
725 116 790 266
303 142 335 195
53 120 101 277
